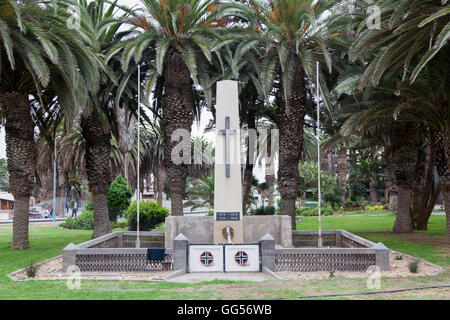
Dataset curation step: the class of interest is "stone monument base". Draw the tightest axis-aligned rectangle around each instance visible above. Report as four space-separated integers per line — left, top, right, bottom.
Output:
165 215 292 248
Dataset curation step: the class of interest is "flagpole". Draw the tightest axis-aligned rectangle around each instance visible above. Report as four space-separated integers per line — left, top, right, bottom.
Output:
136 64 141 248
317 61 323 248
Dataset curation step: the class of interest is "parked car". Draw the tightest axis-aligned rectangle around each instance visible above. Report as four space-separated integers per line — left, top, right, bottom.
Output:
29 206 51 219
29 206 43 219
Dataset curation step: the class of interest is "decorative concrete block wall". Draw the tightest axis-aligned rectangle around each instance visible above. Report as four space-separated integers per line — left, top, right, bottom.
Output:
275 230 390 271
62 231 172 272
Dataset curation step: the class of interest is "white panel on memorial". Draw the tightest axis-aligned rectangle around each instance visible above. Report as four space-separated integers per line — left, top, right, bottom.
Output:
224 245 260 272
188 245 224 272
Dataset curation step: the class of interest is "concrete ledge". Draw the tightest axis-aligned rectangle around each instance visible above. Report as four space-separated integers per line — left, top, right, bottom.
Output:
165 215 292 248
77 232 121 248
163 269 186 281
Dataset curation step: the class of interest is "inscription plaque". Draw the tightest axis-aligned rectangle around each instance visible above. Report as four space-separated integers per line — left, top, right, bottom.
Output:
216 212 240 221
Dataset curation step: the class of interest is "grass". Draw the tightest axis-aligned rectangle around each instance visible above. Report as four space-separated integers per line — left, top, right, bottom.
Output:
0 213 448 300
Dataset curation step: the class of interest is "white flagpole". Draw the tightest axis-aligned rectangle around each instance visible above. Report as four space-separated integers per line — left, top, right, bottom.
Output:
136 65 141 248
317 61 323 248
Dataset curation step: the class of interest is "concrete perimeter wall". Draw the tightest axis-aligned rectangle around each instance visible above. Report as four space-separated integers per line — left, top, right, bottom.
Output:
165 215 292 248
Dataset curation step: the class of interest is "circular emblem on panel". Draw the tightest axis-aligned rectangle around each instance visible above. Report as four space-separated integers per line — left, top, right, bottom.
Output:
234 251 248 266
200 251 214 266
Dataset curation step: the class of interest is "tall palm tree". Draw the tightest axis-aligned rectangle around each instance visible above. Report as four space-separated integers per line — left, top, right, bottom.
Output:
114 0 230 216
230 0 333 229
349 0 450 239
0 0 100 249
79 0 149 238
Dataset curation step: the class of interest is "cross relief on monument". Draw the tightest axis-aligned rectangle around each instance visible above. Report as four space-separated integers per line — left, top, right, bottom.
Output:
219 116 236 177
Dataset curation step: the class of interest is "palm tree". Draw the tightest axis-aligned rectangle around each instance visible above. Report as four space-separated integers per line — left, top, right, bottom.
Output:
79 0 149 238
184 173 215 212
114 0 230 216
349 0 450 239
0 0 100 249
347 159 385 203
230 0 333 229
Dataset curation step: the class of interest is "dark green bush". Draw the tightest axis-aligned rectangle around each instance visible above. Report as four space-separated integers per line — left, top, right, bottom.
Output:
408 260 419 273
108 176 133 222
296 207 332 216
25 262 38 278
59 210 94 230
252 206 276 215
126 201 169 231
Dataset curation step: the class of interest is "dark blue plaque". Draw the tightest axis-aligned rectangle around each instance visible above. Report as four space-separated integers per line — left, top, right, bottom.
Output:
216 211 240 221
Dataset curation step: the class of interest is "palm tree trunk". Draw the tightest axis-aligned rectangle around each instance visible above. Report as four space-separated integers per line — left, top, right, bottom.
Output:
2 92 36 249
157 167 166 205
389 121 422 233
433 127 450 243
337 148 348 202
81 110 112 238
417 182 441 230
393 185 414 233
389 185 398 212
369 181 378 203
162 51 194 216
242 110 256 210
266 174 275 206
276 55 306 230
242 164 253 210
444 190 450 244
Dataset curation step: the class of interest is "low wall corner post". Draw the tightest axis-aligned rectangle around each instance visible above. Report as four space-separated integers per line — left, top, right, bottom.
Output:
173 233 189 271
373 242 390 271
260 233 276 271
62 243 79 272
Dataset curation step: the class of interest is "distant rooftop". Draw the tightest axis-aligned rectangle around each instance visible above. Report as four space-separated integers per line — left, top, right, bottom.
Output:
0 191 13 201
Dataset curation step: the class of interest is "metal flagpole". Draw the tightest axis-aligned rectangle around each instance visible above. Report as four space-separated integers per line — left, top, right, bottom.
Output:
136 65 141 248
317 61 323 248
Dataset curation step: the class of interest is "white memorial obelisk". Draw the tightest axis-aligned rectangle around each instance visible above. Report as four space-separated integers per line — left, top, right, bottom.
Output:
213 80 244 244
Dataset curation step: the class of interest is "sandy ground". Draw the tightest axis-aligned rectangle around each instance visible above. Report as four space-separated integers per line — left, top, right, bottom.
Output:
9 256 172 281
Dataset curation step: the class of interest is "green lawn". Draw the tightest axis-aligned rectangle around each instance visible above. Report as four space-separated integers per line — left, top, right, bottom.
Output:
0 213 448 300
297 212 449 266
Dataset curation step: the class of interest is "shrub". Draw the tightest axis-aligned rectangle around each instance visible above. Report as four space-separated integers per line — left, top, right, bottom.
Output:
394 255 403 260
408 260 419 273
343 199 354 209
296 207 332 216
323 186 344 212
206 211 214 216
108 176 133 222
252 206 276 215
25 262 38 278
365 204 385 210
59 210 94 230
111 220 128 229
126 201 169 231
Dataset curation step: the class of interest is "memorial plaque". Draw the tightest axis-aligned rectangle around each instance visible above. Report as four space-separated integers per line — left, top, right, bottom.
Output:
216 212 240 221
